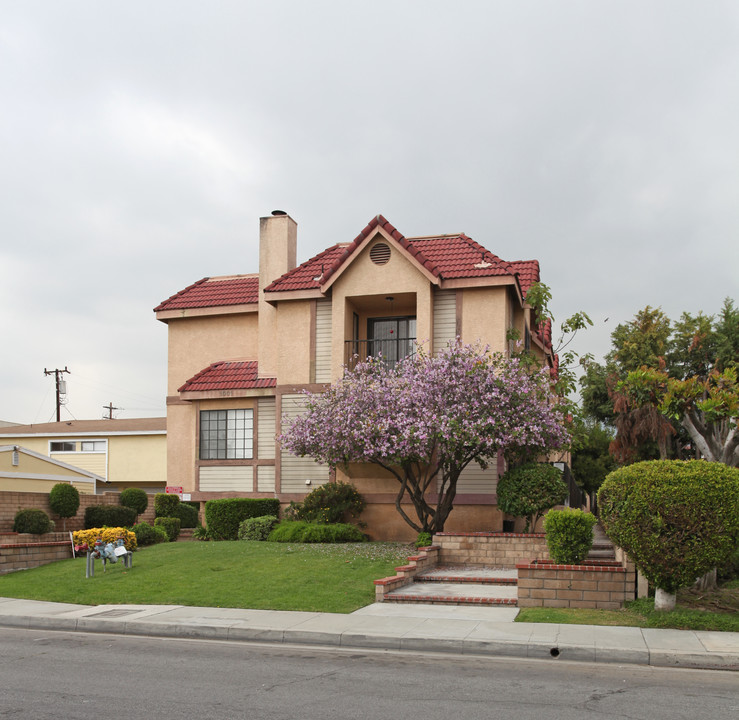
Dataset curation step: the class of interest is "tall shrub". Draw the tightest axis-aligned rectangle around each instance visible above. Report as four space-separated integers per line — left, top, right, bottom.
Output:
497 463 568 532
84 504 137 529
205 498 281 540
598 460 739 610
48 483 80 531
120 488 149 518
543 508 598 564
154 493 180 518
284 481 365 524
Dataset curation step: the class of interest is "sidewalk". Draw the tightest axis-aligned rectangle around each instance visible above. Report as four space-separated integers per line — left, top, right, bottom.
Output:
1 596 736 670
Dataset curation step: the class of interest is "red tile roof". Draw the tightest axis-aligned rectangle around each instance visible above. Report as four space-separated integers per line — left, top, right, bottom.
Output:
509 260 540 298
155 275 259 312
265 214 539 294
178 361 276 392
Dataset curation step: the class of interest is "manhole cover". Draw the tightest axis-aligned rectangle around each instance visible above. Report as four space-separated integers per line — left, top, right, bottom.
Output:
87 609 139 618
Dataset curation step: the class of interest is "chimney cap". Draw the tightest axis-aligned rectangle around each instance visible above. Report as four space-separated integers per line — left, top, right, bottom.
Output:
271 210 287 216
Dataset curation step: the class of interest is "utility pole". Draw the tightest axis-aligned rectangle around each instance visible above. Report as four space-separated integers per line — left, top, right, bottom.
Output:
43 367 70 422
102 401 119 420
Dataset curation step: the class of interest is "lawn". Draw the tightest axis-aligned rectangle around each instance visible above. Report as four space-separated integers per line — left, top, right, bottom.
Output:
0 541 413 614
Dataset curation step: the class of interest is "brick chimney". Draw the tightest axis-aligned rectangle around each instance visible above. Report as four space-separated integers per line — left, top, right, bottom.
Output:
258 212 297 377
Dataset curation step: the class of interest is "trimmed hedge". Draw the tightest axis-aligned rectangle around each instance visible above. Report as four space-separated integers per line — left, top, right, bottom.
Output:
154 493 180 518
268 520 366 543
543 508 598 564
497 463 568 532
84 504 137 529
171 502 198 528
120 488 149 516
154 516 181 542
238 515 279 541
132 522 169 547
205 498 281 540
13 508 52 534
598 460 739 593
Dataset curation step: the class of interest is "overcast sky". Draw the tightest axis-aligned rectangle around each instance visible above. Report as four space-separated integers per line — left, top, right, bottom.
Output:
2 1 738 424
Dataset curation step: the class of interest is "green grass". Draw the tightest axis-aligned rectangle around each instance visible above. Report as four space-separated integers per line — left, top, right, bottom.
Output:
516 594 739 633
0 541 412 614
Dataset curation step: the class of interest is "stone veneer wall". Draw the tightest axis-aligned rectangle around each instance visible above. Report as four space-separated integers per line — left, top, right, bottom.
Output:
433 532 551 567
0 540 72 574
517 560 636 610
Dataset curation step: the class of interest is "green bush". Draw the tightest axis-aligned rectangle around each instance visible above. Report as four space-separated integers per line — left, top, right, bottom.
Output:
120 488 149 516
84 504 137 529
154 493 180 518
497 463 568 532
598 460 739 594
172 502 199 528
204 498 281 540
238 515 279 541
543 508 598 564
154 516 181 542
284 481 366 524
268 520 366 543
415 532 433 548
48 483 80 526
13 508 52 534
193 524 211 541
132 522 168 547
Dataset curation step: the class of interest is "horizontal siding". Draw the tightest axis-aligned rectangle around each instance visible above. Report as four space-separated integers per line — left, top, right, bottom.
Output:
315 299 332 383
433 290 456 354
257 466 275 492
452 460 499 494
199 466 253 492
280 394 329 492
257 398 276 460
50 452 107 479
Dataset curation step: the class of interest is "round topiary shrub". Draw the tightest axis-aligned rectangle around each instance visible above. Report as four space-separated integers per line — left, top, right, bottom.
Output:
598 460 739 608
120 488 149 517
497 463 568 533
543 508 598 564
132 522 168 547
13 508 52 534
284 481 365 524
48 483 80 530
238 515 279 541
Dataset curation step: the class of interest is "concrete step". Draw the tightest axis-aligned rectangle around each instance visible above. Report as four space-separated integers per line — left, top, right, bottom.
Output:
385 567 518 606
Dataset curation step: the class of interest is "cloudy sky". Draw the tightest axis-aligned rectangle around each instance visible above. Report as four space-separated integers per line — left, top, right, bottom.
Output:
2 1 738 424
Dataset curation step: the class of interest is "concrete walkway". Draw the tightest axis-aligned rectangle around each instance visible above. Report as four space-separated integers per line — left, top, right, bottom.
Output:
1 596 737 670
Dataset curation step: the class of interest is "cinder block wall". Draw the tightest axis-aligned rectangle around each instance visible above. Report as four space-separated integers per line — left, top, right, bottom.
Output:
434 532 550 567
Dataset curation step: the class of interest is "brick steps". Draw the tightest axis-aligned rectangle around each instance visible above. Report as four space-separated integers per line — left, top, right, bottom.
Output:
176 528 195 542
383 567 518 606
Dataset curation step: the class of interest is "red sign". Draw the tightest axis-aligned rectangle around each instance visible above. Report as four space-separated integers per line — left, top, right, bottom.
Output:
165 486 183 495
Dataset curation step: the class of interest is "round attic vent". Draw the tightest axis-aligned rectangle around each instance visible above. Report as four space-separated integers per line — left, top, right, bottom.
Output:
369 242 391 265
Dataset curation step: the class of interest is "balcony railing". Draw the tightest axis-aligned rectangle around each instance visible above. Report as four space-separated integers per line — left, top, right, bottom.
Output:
344 338 416 369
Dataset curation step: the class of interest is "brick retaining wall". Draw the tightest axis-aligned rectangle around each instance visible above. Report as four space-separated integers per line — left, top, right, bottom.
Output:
0 540 72 574
516 560 636 610
434 532 551 567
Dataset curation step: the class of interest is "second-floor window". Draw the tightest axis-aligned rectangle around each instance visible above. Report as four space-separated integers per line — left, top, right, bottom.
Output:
199 409 253 460
368 316 416 365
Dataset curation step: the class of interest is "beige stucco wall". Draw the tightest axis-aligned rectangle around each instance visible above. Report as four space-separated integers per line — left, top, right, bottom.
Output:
167 313 258 394
107 434 166 490
166 402 198 493
459 286 509 353
329 238 433 380
275 301 312 384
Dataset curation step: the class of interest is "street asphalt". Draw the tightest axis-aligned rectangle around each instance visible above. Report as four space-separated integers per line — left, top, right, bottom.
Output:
1 596 737 671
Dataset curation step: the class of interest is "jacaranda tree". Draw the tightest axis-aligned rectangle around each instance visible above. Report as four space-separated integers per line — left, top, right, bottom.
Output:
281 342 569 533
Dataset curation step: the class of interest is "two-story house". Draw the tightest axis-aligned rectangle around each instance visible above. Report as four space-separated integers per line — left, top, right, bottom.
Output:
155 213 556 540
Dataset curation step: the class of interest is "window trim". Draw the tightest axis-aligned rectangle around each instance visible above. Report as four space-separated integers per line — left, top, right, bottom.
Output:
199 408 254 460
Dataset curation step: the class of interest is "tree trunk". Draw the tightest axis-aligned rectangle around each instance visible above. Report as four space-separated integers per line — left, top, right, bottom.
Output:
654 588 676 611
693 568 717 591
